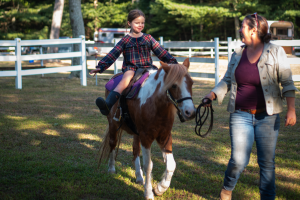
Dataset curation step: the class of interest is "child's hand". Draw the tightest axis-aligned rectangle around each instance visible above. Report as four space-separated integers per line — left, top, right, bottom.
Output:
89 69 100 77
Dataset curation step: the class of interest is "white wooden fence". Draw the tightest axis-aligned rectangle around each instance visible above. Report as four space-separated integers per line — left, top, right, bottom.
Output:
165 40 228 58
1 36 299 90
158 37 220 85
0 36 87 89
86 37 222 85
163 38 300 58
227 37 300 82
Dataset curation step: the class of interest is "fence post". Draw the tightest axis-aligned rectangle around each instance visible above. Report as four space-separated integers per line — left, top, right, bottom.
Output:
80 35 87 86
39 46 43 67
15 38 22 89
159 36 163 46
114 39 118 74
189 48 192 58
227 37 232 63
210 48 213 58
39 46 44 77
214 37 219 85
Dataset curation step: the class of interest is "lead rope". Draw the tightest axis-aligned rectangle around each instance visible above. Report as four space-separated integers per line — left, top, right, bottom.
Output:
195 98 214 138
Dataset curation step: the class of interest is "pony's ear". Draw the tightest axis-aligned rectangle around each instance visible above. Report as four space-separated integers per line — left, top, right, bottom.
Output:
182 58 190 69
160 61 171 73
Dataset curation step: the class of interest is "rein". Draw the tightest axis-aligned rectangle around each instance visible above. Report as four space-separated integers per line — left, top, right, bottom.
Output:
166 90 193 122
194 98 214 138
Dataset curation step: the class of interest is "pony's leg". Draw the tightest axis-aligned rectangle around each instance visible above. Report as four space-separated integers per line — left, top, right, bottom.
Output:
154 134 176 196
134 156 144 184
108 149 116 174
107 121 120 174
133 135 144 185
154 152 176 196
142 145 154 200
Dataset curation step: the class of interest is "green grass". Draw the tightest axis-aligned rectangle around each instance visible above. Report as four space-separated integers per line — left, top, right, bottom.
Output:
0 74 299 200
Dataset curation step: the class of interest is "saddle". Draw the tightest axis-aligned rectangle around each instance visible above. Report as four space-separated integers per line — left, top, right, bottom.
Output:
105 68 151 135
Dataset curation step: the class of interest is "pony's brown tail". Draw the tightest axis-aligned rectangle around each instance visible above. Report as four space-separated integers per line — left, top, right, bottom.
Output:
98 125 123 168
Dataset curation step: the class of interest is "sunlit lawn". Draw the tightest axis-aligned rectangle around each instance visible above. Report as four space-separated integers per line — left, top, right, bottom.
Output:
0 73 299 200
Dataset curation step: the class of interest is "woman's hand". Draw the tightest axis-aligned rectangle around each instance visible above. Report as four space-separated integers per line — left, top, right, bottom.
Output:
89 68 100 77
285 109 296 126
285 97 296 126
202 91 216 107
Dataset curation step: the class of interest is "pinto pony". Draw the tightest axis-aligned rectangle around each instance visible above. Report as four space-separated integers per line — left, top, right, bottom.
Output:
98 58 195 200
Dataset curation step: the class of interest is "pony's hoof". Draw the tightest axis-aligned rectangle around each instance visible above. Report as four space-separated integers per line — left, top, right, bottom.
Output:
136 177 144 185
144 195 154 200
154 184 168 196
136 179 144 185
108 169 116 174
144 190 154 200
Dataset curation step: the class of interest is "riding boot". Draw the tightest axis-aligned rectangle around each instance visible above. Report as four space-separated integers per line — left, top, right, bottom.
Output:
96 91 120 116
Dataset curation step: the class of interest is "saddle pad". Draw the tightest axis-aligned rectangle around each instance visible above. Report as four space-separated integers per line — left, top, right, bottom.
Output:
105 72 149 99
105 73 123 91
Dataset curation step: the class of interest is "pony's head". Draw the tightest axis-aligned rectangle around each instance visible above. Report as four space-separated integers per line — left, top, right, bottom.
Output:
160 58 195 121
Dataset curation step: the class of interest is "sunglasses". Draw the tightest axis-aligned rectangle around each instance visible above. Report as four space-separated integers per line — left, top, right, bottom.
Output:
251 12 258 27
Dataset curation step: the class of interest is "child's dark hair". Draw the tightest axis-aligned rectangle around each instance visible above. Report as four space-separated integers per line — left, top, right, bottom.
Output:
244 14 271 43
126 9 145 32
127 9 145 23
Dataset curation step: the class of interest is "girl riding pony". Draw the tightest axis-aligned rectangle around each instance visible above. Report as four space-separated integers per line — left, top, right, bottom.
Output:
90 9 178 116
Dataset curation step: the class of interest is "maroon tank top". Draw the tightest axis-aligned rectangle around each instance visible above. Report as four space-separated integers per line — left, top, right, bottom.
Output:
235 48 266 110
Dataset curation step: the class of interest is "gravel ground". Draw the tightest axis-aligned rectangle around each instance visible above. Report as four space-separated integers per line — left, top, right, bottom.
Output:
85 57 299 80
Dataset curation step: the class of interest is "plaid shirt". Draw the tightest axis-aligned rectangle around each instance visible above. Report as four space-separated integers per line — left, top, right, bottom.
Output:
97 33 177 73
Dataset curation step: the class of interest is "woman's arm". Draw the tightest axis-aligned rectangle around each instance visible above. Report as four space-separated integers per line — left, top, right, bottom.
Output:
285 97 296 126
277 47 299 93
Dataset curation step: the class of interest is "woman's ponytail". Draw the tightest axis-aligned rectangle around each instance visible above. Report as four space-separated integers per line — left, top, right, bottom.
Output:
263 33 271 43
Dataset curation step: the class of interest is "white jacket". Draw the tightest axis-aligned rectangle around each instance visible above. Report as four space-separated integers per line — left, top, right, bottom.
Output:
212 42 298 115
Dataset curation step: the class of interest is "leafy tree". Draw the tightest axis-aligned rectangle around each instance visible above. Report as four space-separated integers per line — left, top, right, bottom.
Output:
0 0 54 39
81 0 132 40
0 0 299 42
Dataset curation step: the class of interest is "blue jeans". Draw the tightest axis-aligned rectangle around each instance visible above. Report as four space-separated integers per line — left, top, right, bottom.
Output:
223 110 280 200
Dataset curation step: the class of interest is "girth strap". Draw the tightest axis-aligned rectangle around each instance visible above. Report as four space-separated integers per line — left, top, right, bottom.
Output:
116 68 149 136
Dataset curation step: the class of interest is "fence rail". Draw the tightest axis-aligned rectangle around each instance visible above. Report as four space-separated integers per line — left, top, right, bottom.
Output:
0 36 87 89
86 38 221 85
1 36 299 89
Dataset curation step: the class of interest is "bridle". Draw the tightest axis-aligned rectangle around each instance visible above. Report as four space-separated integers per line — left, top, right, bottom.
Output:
162 89 193 153
166 90 193 122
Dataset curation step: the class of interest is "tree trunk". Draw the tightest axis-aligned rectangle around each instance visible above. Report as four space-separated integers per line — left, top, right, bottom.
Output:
191 25 193 41
233 0 240 40
49 0 64 53
94 0 98 32
199 0 203 40
224 16 227 40
69 0 91 78
234 16 241 40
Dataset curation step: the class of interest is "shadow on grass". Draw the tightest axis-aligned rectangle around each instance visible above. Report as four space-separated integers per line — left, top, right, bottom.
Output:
0 75 299 200
0 114 145 199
